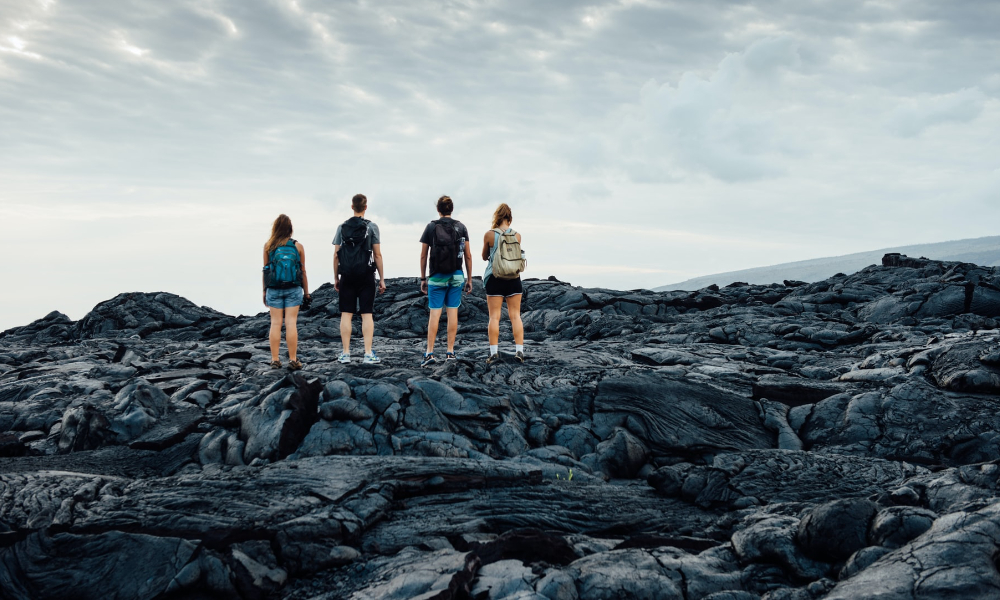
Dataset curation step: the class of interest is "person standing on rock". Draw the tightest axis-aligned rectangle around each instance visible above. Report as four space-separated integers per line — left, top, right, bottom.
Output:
419 195 473 366
263 214 310 370
482 203 526 364
333 193 385 364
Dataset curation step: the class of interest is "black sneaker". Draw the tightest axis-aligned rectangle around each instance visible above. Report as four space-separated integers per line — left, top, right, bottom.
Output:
486 353 502 366
420 353 437 367
515 351 524 363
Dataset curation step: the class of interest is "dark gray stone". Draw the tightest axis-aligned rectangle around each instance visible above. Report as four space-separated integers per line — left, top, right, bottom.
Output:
5 254 1000 599
797 498 878 562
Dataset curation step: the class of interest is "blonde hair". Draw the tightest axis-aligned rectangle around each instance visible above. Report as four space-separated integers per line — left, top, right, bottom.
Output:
265 214 293 254
491 203 512 229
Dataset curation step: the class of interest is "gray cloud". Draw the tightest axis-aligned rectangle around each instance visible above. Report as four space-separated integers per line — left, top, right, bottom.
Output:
887 87 987 137
2 0 1000 329
614 36 803 182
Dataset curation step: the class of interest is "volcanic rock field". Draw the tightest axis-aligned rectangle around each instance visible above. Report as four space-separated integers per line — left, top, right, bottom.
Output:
5 253 1000 599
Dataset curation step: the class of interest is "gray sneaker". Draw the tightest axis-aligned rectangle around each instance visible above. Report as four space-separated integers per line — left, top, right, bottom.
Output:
363 351 381 364
486 353 502 366
338 353 350 364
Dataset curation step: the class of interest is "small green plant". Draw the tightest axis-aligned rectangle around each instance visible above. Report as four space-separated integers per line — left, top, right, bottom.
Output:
555 468 574 482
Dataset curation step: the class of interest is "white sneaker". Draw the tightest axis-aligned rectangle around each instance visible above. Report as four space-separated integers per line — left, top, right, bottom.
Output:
363 351 381 364
338 353 350 364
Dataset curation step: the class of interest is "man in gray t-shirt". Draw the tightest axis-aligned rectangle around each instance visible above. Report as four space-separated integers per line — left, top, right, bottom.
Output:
332 194 385 364
333 221 381 246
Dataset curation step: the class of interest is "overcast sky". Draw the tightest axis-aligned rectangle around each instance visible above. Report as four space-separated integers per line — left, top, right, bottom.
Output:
2 0 998 330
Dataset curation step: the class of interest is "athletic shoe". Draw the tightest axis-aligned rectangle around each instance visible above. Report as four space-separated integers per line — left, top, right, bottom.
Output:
486 353 502 366
363 351 381 364
515 350 524 363
288 360 303 371
420 353 437 367
338 353 350 364
269 360 282 369
445 352 456 360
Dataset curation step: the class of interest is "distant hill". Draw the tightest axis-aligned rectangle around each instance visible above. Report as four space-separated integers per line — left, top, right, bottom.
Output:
655 236 1000 292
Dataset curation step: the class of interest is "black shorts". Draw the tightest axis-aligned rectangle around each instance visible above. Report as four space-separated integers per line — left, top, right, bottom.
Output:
339 273 377 314
485 276 523 297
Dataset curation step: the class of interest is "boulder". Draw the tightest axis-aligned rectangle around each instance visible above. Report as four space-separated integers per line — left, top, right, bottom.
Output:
797 498 878 562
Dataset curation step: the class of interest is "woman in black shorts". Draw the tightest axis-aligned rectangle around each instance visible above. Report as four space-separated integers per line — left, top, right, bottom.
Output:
481 203 524 364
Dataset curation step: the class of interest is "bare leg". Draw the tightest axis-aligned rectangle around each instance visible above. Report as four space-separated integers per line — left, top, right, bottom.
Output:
446 307 459 353
285 306 300 361
362 314 374 354
506 294 524 345
269 307 284 362
427 308 442 354
487 296 503 346
340 312 353 354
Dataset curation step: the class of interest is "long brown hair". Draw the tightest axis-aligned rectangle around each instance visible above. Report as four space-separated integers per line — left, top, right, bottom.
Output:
266 214 293 254
491 203 512 229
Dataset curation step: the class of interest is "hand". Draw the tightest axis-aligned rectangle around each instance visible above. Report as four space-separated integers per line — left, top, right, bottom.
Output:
378 280 386 294
420 280 428 294
464 279 473 294
333 276 340 292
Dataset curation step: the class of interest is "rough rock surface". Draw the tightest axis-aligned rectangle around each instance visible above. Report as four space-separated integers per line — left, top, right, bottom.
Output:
4 255 1000 598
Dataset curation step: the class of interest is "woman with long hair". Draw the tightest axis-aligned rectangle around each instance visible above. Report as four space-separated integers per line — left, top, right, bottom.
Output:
481 203 524 364
263 214 310 370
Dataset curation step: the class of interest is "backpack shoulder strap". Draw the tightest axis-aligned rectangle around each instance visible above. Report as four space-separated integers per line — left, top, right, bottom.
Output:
490 229 502 254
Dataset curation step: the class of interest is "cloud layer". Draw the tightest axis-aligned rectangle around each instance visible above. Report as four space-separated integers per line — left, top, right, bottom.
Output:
1 0 998 328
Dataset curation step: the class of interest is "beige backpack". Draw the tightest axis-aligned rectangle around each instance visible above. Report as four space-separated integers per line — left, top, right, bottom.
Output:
491 228 526 279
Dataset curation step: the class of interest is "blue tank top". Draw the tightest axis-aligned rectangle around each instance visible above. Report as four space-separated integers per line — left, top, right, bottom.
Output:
483 228 511 284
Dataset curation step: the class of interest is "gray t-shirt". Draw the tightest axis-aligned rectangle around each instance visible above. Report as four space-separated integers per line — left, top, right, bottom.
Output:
332 219 380 246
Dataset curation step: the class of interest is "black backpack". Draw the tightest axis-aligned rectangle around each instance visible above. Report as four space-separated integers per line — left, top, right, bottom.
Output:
429 219 461 274
337 217 375 278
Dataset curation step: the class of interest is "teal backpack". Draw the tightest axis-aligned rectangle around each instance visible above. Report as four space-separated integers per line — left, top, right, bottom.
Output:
265 239 302 289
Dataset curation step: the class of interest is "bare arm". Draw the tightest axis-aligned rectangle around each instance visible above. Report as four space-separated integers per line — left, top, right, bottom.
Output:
332 245 341 291
419 243 429 294
296 242 310 296
262 246 269 306
464 238 473 293
481 230 493 261
373 243 386 293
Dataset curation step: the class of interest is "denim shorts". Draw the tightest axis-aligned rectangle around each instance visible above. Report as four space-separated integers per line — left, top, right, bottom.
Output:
266 286 303 309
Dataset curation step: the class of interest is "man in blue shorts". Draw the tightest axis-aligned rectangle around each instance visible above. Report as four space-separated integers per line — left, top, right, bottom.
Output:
419 195 473 366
